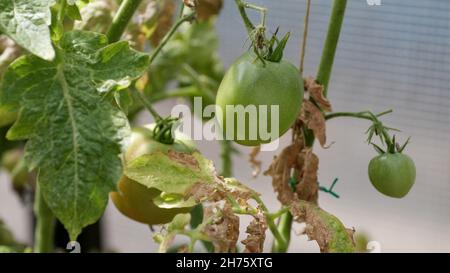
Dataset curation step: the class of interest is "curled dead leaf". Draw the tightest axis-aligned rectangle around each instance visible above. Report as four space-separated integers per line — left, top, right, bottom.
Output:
304 77 332 112
295 149 319 204
290 200 355 253
263 142 302 205
300 101 328 148
241 212 267 253
203 203 240 253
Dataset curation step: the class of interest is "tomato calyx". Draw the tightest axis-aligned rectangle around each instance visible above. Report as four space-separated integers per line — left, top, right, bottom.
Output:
152 116 180 145
249 26 291 65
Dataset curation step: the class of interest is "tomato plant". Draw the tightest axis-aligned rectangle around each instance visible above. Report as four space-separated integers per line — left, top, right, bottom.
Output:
0 0 417 255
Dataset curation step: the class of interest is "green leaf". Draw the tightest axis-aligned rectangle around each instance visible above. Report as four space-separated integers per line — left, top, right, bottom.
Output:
0 0 55 60
0 30 149 240
167 213 191 232
66 3 82 21
125 151 216 195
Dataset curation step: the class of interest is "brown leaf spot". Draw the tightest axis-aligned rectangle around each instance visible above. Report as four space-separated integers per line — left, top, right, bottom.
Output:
167 150 200 170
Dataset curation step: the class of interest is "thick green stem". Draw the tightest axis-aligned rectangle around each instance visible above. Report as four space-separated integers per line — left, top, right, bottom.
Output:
316 0 347 96
33 185 55 253
271 212 292 253
106 0 143 42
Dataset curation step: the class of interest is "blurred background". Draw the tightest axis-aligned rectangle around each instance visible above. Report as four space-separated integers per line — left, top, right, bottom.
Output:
1 0 450 252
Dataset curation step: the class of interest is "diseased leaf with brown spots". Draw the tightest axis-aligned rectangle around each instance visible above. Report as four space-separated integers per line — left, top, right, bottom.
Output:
197 0 223 21
304 77 332 112
295 149 319 204
249 146 262 178
300 101 328 147
241 212 267 253
290 200 355 253
203 203 240 253
125 151 216 195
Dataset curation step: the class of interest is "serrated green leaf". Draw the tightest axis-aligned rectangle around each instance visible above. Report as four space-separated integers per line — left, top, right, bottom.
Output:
125 151 216 195
0 30 150 240
0 0 55 60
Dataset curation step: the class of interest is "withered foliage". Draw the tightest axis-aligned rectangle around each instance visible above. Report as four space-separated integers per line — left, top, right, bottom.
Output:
263 78 355 252
290 201 355 253
264 142 301 205
300 101 328 148
203 203 240 253
294 148 319 203
196 0 224 21
304 77 332 112
241 212 267 253
249 146 262 178
149 0 177 47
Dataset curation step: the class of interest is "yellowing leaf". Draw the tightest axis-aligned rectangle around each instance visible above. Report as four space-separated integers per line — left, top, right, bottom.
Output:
125 151 216 195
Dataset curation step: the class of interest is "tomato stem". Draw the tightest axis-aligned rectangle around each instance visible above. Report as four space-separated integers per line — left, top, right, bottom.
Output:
148 13 196 64
33 185 56 253
106 0 143 43
234 0 256 33
316 0 348 97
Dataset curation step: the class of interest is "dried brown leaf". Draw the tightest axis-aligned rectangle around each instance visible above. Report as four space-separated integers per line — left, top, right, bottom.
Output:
304 77 332 112
203 203 240 253
150 0 177 47
290 200 355 253
241 212 267 253
249 146 262 178
295 149 319 204
300 101 327 147
263 142 302 205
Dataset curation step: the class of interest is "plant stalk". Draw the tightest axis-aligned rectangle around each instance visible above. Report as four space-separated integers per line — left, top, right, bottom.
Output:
316 0 347 96
33 185 55 253
271 212 292 253
106 0 143 42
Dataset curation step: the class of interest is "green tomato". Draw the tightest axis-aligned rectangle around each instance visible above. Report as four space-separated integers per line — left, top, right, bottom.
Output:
215 52 303 146
368 153 416 198
110 124 196 225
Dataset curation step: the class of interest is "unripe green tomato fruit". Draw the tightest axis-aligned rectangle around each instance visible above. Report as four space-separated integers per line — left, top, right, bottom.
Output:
215 52 303 146
368 153 416 198
110 124 196 225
